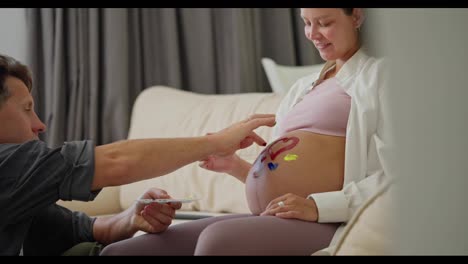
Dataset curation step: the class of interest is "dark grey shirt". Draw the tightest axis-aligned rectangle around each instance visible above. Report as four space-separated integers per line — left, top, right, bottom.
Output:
0 140 100 255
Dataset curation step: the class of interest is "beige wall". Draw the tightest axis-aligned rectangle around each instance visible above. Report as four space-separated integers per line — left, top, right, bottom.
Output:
366 8 468 254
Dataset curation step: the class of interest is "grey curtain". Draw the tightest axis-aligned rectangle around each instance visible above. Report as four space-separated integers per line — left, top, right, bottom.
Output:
27 8 321 147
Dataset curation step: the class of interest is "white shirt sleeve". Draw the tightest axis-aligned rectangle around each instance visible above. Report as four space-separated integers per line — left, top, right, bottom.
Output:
308 169 386 223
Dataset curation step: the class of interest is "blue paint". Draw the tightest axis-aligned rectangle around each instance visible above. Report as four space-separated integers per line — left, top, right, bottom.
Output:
268 162 278 171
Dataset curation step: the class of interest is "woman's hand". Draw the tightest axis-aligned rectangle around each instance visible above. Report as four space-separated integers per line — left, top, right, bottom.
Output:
199 153 241 174
199 129 256 182
260 193 319 222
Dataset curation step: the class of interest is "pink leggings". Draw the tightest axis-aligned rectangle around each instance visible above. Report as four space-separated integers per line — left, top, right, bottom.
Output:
100 214 339 256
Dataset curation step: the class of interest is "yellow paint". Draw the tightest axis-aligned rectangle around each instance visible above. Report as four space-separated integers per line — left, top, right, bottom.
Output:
284 154 298 161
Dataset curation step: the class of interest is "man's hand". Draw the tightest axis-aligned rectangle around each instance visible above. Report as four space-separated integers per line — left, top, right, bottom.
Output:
260 193 319 222
130 188 181 234
93 188 181 245
209 114 275 157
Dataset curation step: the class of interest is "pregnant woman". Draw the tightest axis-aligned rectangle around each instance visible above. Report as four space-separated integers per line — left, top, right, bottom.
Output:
100 8 389 256
244 74 349 216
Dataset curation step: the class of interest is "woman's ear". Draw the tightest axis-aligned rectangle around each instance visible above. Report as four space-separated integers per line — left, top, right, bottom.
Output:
353 8 365 29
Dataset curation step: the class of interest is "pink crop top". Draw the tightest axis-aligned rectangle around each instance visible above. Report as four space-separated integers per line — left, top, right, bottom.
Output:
277 78 351 137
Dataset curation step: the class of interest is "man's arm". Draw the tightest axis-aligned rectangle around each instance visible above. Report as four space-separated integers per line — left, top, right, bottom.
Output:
22 204 95 256
94 137 214 190
92 114 275 190
92 208 136 245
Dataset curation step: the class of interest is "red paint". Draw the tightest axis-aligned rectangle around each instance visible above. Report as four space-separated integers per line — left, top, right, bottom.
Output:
259 136 300 162
268 137 299 161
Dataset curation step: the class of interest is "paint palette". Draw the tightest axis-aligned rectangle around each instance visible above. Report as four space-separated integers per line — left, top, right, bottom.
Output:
137 197 200 205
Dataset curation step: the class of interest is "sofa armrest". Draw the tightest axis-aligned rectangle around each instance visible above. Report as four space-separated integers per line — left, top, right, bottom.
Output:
56 186 122 216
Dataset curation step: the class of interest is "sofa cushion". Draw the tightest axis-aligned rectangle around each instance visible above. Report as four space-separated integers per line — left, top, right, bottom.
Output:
331 181 396 255
120 86 283 214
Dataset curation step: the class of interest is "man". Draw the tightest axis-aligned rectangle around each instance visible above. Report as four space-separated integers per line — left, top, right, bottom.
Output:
0 54 275 255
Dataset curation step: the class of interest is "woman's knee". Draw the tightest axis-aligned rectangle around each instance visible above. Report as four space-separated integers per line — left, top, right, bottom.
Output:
99 242 121 256
194 221 242 255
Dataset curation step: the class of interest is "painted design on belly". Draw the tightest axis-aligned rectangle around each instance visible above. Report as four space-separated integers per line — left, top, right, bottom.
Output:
267 162 278 171
284 154 298 161
253 136 299 177
260 136 300 162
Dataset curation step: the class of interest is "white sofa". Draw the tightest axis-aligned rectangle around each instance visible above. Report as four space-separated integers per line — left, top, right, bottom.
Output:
57 86 395 254
57 86 283 226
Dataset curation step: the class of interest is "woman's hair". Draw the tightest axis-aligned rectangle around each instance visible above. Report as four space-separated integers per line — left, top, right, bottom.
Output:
342 8 354 16
0 54 32 108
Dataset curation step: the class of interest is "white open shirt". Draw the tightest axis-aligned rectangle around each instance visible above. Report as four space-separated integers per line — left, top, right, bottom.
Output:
272 48 391 251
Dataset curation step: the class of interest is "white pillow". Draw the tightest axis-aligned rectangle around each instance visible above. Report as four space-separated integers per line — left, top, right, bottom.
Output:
261 58 324 95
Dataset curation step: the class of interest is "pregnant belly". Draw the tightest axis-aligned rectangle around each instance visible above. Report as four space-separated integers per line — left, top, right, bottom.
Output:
245 130 346 215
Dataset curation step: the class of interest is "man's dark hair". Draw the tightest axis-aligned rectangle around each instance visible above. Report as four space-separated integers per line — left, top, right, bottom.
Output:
342 8 354 16
0 54 32 108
